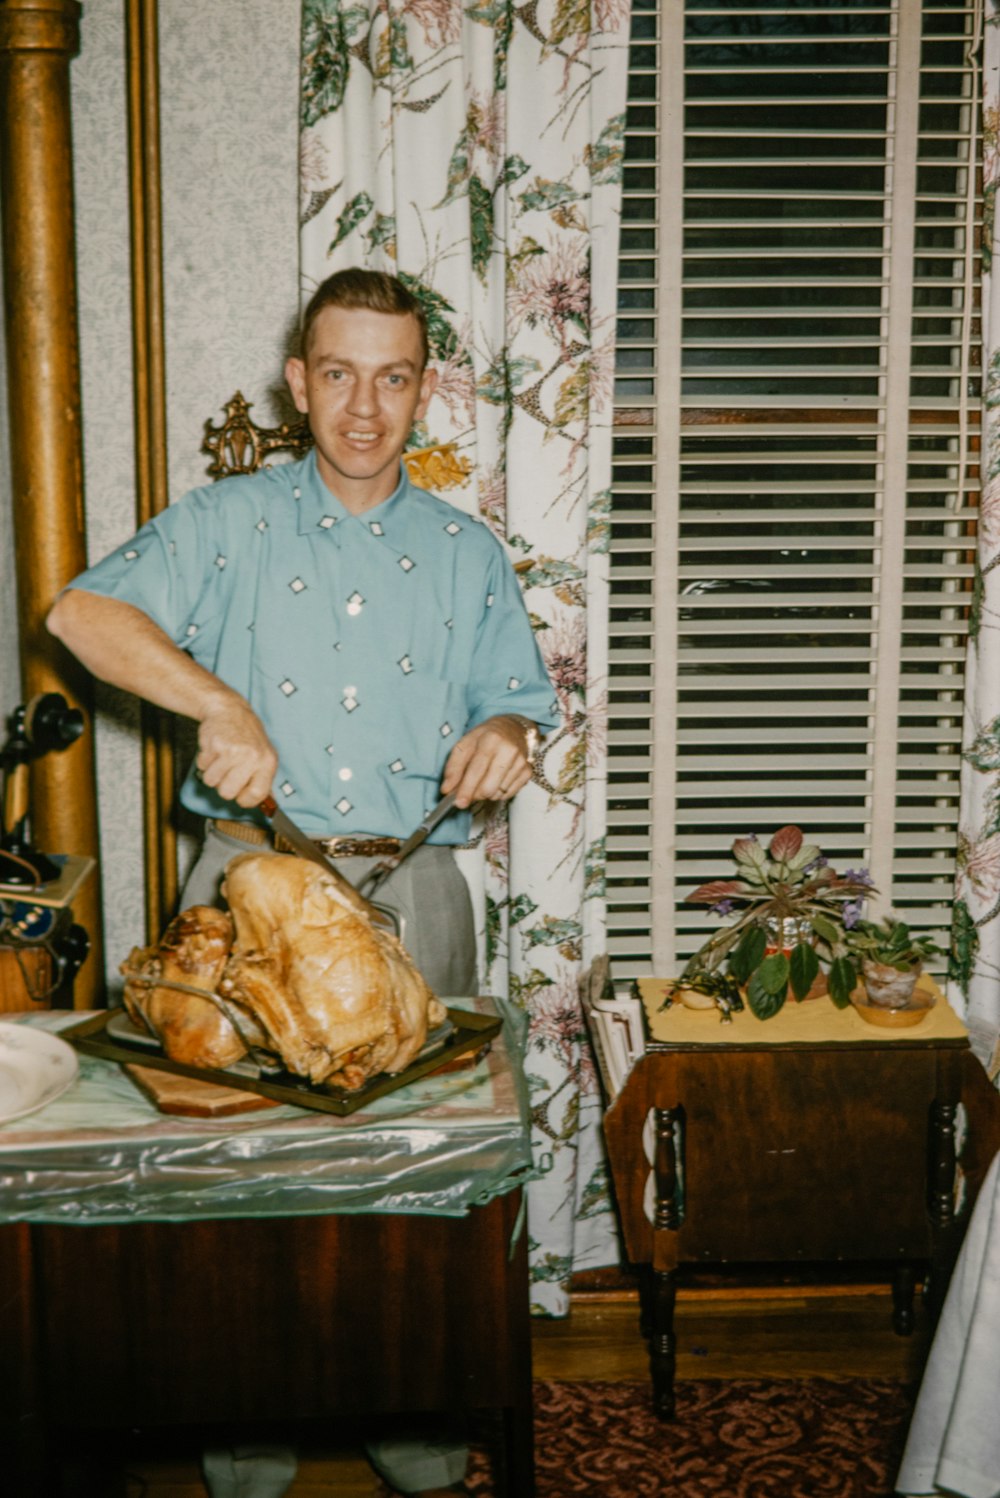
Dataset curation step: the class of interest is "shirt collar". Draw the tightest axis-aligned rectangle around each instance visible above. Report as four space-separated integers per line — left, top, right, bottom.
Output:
294 450 414 538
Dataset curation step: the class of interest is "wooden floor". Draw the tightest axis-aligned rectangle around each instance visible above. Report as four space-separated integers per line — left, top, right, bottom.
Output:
111 1279 931 1496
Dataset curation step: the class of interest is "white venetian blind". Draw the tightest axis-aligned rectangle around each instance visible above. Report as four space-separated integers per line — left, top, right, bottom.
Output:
608 0 982 981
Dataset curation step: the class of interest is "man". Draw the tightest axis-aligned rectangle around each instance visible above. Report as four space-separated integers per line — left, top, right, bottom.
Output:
48 266 557 996
47 268 557 1498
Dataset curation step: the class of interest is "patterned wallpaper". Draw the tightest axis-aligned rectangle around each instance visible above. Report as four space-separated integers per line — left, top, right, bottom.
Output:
0 0 301 988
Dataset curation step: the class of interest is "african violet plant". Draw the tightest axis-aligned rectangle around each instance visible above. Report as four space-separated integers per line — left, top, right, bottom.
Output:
683 826 877 1019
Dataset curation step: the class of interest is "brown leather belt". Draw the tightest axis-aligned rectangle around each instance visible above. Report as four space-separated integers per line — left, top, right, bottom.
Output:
212 819 401 859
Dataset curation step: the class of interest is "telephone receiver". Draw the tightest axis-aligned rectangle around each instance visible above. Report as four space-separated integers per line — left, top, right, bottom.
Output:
0 692 84 887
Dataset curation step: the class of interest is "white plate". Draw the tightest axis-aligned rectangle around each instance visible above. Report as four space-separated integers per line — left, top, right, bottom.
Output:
0 1022 79 1125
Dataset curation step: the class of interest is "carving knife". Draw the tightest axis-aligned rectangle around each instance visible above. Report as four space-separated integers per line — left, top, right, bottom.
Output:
356 789 459 898
257 795 383 921
258 789 460 910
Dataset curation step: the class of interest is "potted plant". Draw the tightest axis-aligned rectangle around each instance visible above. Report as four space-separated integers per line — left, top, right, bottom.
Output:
683 825 877 1019
841 917 943 1008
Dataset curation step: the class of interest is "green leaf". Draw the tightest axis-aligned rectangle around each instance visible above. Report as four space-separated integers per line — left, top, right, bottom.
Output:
326 190 373 254
301 3 359 127
788 941 820 1001
397 272 462 361
756 951 790 995
811 913 841 946
949 898 979 996
469 174 494 282
727 924 767 984
585 112 625 185
508 892 538 925
497 154 531 190
439 128 472 208
518 175 587 215
827 955 857 1008
746 969 787 1020
364 212 397 251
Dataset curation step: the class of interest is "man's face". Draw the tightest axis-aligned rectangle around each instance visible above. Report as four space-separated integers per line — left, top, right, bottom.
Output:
285 304 437 512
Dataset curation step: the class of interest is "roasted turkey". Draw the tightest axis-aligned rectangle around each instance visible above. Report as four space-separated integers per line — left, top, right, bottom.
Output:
121 853 446 1091
122 904 251 1069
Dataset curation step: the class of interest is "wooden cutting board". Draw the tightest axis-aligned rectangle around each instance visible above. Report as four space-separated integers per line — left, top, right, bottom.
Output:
124 1061 280 1117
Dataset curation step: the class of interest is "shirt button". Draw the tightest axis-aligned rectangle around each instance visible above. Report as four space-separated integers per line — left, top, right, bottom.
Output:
338 767 353 781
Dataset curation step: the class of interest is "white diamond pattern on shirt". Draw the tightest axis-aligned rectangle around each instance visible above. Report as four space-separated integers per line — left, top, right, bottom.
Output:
325 743 335 755
440 722 453 738
256 519 268 532
335 797 352 815
124 549 139 561
185 624 198 638
280 780 295 797
369 521 384 536
289 577 306 594
398 655 414 674
279 679 297 696
319 515 336 529
346 591 365 616
342 686 359 713
444 618 453 630
486 592 494 606
390 759 405 773
215 554 227 569
444 521 461 535
399 556 415 572
508 676 521 690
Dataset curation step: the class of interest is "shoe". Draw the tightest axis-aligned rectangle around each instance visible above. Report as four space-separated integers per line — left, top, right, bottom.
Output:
201 1445 297 1498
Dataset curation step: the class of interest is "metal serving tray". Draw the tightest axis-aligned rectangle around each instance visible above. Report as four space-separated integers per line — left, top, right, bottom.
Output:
62 1005 502 1116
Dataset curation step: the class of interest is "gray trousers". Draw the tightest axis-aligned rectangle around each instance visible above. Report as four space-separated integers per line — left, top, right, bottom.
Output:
182 820 478 997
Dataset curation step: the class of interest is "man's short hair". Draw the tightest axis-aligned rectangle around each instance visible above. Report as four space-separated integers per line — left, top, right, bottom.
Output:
300 268 430 368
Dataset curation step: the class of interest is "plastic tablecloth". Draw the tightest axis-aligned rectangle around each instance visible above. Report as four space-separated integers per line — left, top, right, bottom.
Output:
0 998 534 1224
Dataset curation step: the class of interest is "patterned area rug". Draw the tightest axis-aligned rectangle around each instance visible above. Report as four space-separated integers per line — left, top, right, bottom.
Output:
465 1378 916 1498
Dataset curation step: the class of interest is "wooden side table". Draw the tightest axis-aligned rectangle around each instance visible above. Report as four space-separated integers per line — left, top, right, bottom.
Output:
603 978 1000 1418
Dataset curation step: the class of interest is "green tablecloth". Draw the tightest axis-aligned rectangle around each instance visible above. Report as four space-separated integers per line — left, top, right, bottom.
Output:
0 1000 533 1224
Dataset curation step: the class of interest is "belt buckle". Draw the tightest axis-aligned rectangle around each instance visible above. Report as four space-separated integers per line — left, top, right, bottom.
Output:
322 836 401 858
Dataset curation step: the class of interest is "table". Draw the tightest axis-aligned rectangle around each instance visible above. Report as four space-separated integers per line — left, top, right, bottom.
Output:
602 979 1000 1419
0 1005 536 1496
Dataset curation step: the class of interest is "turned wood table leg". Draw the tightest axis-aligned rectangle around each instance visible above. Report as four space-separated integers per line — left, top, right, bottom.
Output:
649 1266 678 1420
892 1262 916 1336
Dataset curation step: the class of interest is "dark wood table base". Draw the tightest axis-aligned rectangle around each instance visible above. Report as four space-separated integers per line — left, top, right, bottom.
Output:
1 1191 534 1497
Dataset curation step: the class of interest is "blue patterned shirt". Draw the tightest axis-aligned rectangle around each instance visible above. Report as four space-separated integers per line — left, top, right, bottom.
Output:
68 453 559 841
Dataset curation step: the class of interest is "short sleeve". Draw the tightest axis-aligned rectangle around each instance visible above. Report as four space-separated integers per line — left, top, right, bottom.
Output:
66 488 230 646
466 539 560 733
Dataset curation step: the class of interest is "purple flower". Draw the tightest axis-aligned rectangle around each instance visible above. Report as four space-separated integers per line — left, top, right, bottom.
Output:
803 855 829 874
842 898 864 929
712 899 736 916
844 868 875 888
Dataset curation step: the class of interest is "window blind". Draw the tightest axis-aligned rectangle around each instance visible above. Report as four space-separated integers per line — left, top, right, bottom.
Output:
608 0 982 981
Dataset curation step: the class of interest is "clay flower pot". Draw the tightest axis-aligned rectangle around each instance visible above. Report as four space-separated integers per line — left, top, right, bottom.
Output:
861 957 920 1008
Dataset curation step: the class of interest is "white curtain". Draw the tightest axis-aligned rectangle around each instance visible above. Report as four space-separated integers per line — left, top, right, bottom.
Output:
954 1 1000 1080
299 0 630 1313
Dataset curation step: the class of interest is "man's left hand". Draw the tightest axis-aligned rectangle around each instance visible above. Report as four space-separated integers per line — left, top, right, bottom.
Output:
441 715 537 808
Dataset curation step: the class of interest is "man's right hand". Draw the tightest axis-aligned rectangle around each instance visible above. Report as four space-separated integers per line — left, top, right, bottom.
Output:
47 592 280 809
196 694 278 808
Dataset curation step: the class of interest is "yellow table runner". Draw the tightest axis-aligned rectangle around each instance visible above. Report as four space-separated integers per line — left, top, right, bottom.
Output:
638 975 968 1047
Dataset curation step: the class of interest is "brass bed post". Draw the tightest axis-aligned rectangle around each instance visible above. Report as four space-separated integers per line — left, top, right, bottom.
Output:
0 0 105 1004
126 0 176 940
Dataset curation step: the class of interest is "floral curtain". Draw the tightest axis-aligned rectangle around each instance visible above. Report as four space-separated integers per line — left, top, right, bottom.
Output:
954 2 1000 1079
298 0 630 1312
